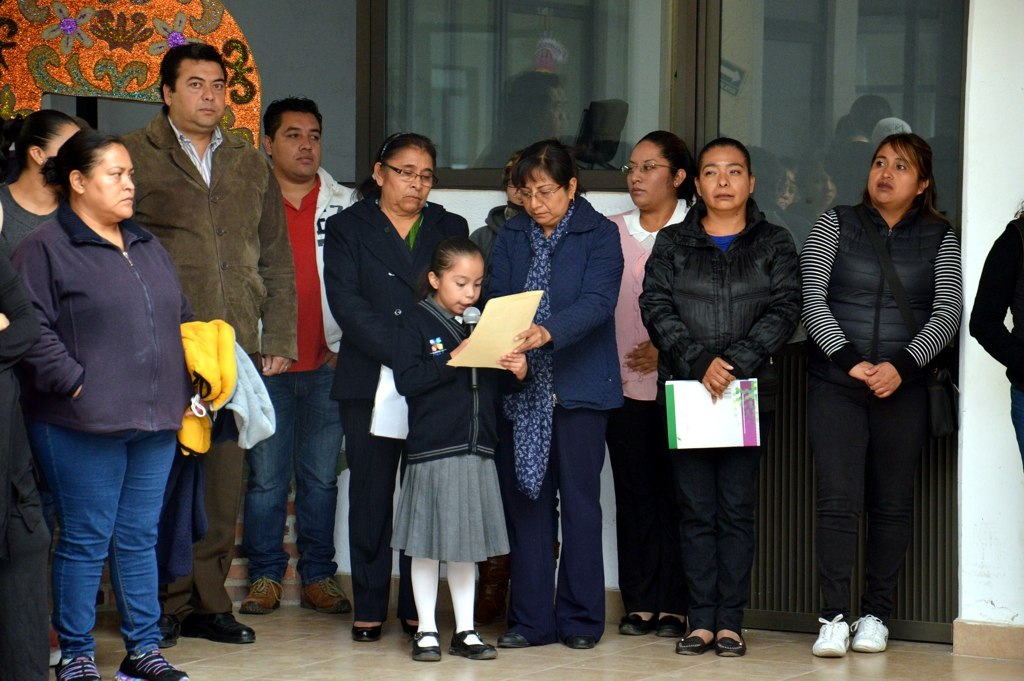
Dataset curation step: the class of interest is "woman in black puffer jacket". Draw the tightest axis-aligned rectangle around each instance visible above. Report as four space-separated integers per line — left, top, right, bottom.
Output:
800 133 961 658
640 138 801 658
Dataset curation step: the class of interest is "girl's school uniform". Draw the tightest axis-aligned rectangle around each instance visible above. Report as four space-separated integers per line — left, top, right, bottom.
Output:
392 296 525 563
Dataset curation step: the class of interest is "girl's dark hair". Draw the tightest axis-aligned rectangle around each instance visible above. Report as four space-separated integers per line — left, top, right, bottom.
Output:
862 132 944 224
42 130 125 199
1 110 77 182
511 138 583 192
696 137 753 174
637 130 697 202
415 236 483 301
357 132 437 200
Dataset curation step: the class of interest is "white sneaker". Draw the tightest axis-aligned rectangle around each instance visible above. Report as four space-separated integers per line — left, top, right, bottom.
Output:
851 614 888 653
812 614 850 657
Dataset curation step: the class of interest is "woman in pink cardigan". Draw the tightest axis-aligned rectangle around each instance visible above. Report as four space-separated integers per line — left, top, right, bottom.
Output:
607 131 696 638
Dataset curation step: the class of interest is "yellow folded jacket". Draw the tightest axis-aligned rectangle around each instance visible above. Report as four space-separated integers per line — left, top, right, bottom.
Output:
179 320 237 455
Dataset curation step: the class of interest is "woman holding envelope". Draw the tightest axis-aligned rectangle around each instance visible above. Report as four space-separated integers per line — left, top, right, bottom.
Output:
640 137 801 657
322 133 468 643
488 139 624 650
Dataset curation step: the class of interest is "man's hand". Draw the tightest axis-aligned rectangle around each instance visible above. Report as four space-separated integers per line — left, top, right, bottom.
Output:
263 354 293 376
0 313 9 332
325 350 338 370
512 324 552 354
701 357 736 403
848 361 874 383
864 361 902 398
624 341 658 376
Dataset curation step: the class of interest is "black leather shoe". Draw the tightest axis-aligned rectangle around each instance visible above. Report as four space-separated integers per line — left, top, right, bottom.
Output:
715 636 747 657
564 634 596 649
157 615 179 649
655 615 687 638
450 630 497 660
496 632 531 648
412 631 442 661
676 635 712 655
400 619 418 637
351 624 382 642
181 613 255 644
619 614 656 636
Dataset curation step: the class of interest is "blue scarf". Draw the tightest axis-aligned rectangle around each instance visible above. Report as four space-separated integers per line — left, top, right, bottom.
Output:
503 203 575 499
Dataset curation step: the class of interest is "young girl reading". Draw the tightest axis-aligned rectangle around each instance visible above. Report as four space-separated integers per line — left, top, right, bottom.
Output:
392 236 528 662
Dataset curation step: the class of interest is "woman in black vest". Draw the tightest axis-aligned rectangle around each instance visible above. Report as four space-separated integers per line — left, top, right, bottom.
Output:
970 217 1024 469
801 133 961 657
323 133 469 642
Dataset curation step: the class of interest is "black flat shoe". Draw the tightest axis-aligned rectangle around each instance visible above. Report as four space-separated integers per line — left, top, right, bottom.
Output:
619 614 656 636
676 635 712 655
656 615 687 638
400 619 418 637
496 632 531 648
715 636 746 657
564 634 596 649
351 624 382 642
412 631 442 661
157 615 179 649
450 630 497 660
181 613 255 644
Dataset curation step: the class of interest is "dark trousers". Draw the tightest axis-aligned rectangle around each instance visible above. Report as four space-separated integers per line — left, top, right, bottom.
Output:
161 438 244 618
338 399 415 623
0 500 51 681
670 415 771 633
809 377 927 623
498 406 608 645
606 398 689 616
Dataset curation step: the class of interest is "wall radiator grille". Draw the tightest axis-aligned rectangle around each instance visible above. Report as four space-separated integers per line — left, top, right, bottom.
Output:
745 343 957 643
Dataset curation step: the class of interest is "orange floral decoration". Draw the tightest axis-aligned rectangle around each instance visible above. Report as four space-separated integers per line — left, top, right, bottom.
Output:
0 0 261 144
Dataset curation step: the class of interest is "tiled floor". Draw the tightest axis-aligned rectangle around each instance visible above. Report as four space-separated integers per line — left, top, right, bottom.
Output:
80 607 1024 681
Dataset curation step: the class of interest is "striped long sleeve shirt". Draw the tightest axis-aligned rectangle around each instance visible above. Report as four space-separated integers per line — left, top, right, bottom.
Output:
800 209 962 376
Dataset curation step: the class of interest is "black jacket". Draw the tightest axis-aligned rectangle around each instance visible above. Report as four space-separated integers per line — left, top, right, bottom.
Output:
0 253 43 560
640 199 802 410
393 298 526 463
970 220 1024 390
323 197 469 400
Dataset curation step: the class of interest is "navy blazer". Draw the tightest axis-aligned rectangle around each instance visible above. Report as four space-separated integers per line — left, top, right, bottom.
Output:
488 196 624 411
323 196 469 400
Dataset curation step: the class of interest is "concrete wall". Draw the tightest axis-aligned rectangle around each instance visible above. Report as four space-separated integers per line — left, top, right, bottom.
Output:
955 0 1024 659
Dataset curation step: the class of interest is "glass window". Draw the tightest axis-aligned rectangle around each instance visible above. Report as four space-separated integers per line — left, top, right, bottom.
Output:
717 0 965 246
385 0 673 172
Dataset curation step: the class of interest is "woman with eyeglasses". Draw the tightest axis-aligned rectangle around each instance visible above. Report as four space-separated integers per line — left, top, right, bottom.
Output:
323 133 469 643
605 131 695 639
488 139 624 650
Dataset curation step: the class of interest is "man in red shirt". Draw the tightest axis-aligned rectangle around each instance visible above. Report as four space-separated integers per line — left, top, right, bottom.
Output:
240 98 353 615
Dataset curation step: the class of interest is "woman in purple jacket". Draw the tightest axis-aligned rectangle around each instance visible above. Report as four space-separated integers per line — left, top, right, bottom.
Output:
12 131 193 681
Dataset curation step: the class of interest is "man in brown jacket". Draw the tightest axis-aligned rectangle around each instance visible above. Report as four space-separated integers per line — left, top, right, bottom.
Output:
123 43 298 647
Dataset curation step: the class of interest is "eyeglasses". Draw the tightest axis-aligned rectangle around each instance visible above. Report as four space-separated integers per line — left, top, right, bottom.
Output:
382 163 438 187
517 186 565 203
621 162 674 175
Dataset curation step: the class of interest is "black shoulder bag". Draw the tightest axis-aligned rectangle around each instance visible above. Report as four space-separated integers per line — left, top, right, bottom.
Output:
854 205 957 438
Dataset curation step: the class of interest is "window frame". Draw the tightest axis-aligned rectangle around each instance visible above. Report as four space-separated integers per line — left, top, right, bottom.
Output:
356 0 708 191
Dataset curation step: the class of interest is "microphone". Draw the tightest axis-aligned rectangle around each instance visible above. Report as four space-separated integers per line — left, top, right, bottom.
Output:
463 306 481 389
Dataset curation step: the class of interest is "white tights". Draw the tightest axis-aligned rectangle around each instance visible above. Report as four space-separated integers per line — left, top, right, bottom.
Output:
411 557 482 647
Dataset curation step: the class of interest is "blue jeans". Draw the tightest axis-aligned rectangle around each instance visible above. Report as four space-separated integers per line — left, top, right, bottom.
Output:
243 364 343 585
1011 386 1024 471
27 421 175 658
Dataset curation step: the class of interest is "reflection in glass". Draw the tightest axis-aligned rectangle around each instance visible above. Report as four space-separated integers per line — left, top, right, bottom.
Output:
718 0 965 243
386 0 671 171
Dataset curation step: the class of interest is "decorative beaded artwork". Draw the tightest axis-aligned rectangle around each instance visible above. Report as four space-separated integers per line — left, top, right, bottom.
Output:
0 0 261 144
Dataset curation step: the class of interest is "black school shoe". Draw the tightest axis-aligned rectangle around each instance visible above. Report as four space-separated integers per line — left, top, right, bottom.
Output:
157 616 179 649
412 631 442 662
619 614 657 636
655 615 687 638
180 613 255 644
450 630 498 660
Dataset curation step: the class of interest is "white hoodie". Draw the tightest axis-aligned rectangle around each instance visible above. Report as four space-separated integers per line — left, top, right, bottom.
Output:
312 167 354 352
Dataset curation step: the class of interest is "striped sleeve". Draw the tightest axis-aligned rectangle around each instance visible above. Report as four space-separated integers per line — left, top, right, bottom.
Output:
799 210 857 362
903 228 962 368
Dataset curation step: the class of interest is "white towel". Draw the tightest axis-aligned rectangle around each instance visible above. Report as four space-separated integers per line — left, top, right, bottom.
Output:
225 343 276 448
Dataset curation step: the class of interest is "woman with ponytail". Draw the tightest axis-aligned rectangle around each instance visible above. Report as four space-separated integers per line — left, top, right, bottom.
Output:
0 111 79 260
